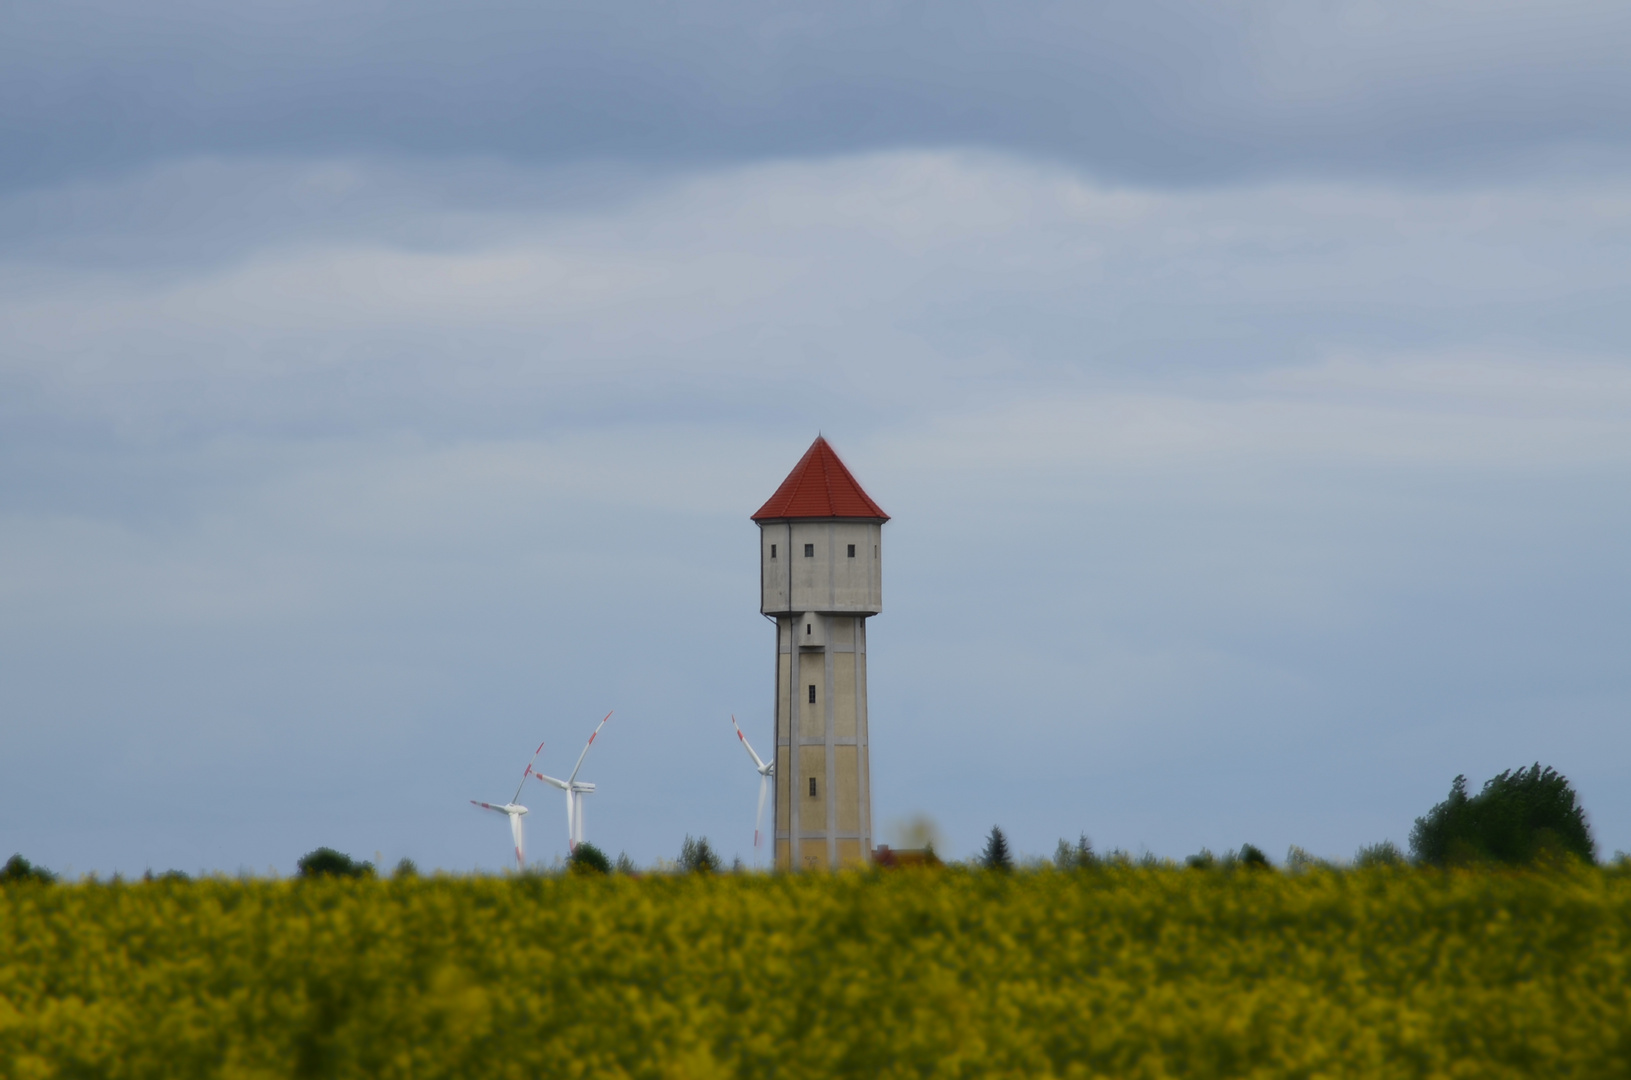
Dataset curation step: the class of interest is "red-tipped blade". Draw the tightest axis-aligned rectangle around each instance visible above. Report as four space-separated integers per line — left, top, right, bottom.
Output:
566 711 613 786
512 740 547 804
732 714 769 772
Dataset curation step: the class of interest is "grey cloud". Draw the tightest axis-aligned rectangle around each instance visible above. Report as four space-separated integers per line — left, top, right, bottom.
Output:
4 1 1631 193
5 153 1630 451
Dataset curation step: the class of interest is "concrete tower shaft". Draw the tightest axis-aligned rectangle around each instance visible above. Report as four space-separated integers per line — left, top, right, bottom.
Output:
752 437 887 871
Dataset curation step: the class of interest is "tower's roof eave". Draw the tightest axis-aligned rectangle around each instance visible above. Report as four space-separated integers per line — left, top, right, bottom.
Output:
752 515 889 525
751 436 889 522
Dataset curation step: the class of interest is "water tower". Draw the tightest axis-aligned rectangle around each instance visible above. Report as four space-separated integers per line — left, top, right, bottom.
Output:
752 437 888 869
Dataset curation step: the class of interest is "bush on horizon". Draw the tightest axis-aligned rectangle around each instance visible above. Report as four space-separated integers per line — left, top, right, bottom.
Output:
1 855 55 885
296 847 374 879
1411 764 1595 866
568 842 611 875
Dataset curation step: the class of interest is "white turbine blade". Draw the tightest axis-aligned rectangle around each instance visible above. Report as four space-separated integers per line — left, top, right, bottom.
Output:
732 714 768 772
534 773 570 791
565 789 576 852
511 810 525 869
566 711 613 786
471 800 509 814
512 740 546 805
754 772 769 850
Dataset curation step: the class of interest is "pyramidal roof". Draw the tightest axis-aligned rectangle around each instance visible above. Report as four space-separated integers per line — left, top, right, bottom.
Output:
752 436 889 522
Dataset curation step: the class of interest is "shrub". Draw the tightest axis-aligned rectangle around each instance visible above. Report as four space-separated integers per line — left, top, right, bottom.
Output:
297 848 374 879
1285 846 1331 872
141 869 190 883
1238 844 1270 869
874 845 942 869
392 858 419 879
1 855 55 885
678 835 721 874
614 852 638 874
981 826 1013 871
569 843 611 876
1355 841 1405 868
1411 765 1595 866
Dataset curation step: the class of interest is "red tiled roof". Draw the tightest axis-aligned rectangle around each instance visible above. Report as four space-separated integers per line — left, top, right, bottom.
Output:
752 437 889 521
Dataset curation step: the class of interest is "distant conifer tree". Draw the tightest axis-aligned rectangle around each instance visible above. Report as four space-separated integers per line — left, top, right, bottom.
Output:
981 826 1013 871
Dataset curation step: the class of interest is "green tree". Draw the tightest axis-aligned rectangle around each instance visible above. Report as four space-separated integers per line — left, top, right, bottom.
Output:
1410 764 1595 866
1054 833 1097 870
569 842 611 875
2 854 55 884
981 826 1012 871
296 848 374 879
1238 844 1270 869
1354 840 1404 868
678 835 721 874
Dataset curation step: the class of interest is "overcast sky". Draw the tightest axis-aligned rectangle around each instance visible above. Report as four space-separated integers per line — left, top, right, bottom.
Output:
4 0 1630 874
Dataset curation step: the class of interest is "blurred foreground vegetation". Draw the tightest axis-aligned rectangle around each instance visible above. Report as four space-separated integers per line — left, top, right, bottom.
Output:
4 863 1631 1079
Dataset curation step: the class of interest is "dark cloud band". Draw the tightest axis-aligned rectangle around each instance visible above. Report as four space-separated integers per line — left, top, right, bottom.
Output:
4 0 1630 191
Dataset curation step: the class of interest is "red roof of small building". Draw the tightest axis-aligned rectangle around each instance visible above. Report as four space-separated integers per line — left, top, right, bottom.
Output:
752 436 889 522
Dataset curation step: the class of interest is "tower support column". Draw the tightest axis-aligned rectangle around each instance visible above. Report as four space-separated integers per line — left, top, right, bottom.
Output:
772 612 871 869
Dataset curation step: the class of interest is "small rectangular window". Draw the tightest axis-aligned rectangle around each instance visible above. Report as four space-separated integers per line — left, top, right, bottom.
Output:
808 684 816 704
847 544 855 558
805 623 812 636
809 777 818 798
770 544 777 558
804 543 814 557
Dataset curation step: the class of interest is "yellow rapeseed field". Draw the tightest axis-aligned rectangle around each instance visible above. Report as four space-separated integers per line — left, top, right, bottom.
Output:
2 865 1629 1079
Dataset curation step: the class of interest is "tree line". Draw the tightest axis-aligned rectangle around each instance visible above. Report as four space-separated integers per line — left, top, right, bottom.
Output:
3 763 1602 883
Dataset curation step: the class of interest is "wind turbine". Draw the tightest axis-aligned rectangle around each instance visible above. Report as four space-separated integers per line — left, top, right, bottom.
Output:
732 714 775 861
534 711 612 852
470 740 545 871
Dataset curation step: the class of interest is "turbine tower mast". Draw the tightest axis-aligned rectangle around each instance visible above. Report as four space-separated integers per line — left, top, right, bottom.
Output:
752 436 888 870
